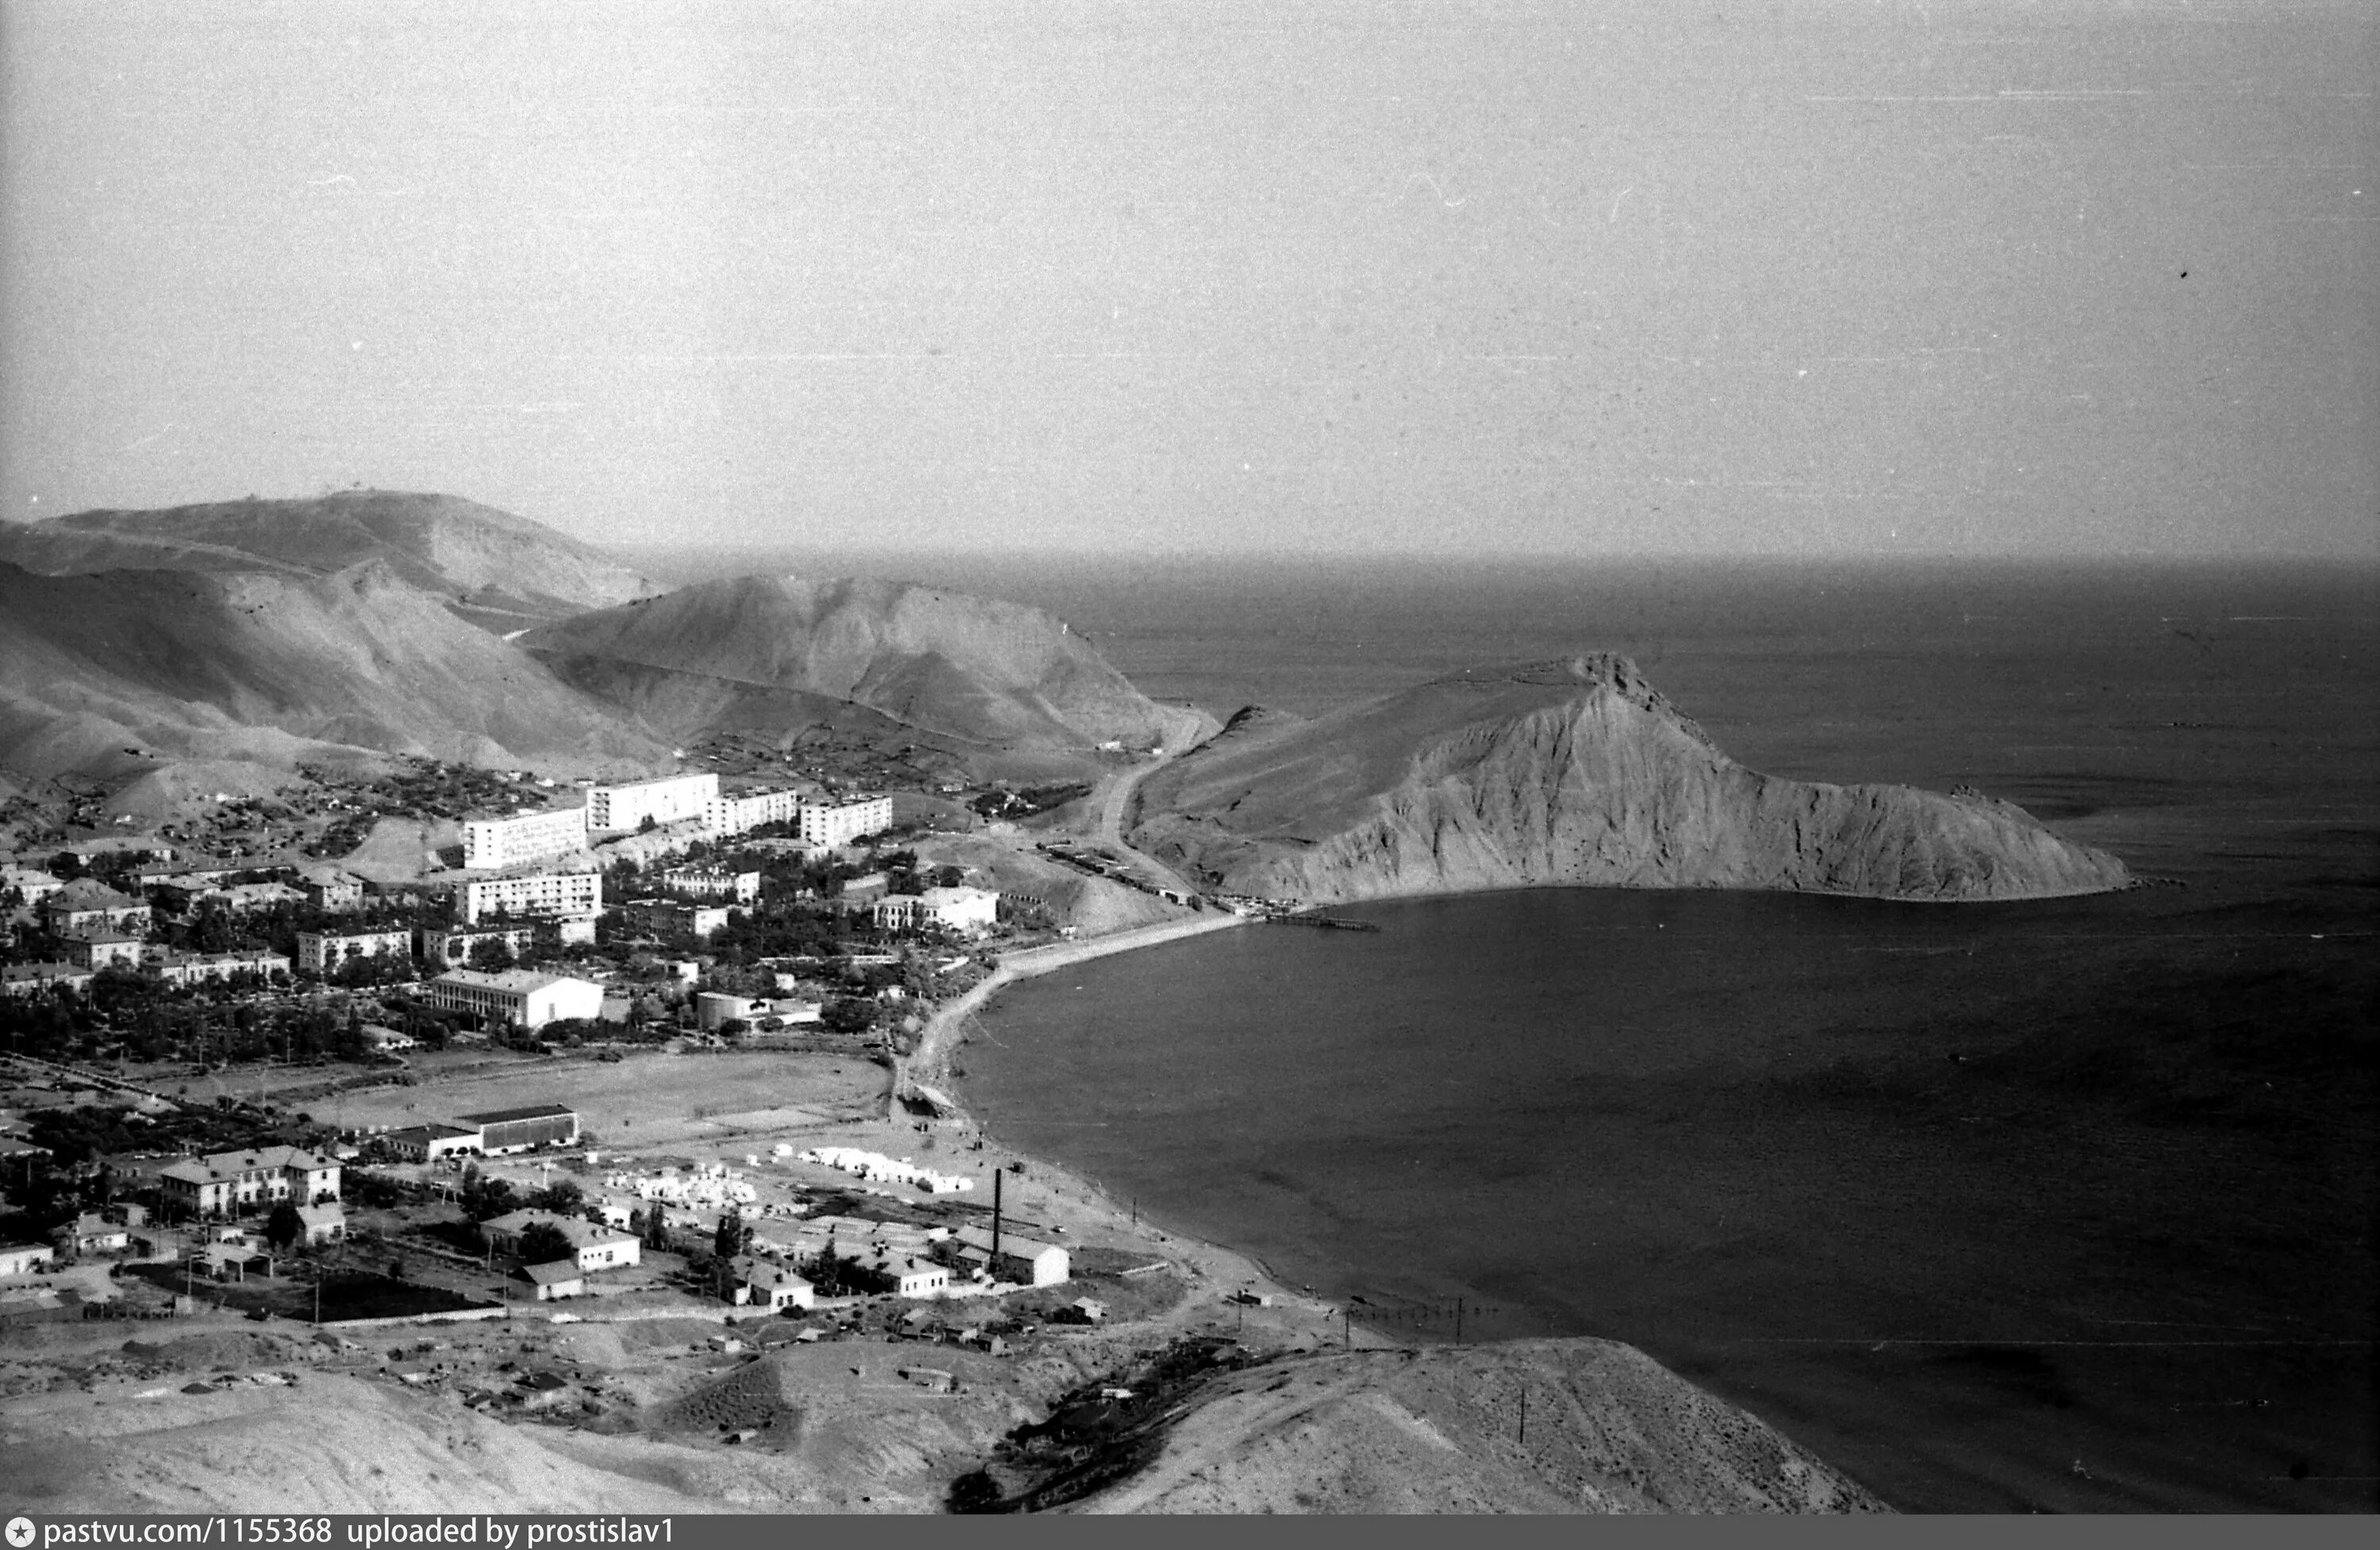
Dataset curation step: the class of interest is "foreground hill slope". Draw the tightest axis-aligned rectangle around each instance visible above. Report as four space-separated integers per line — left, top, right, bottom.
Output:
0 489 660 627
1130 654 2130 903
0 559 668 780
523 574 1218 753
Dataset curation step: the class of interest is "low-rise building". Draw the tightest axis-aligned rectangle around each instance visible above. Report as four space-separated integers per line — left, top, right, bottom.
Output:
296 928 413 976
301 870 366 913
659 865 761 904
51 1212 130 1256
798 794 893 847
62 930 147 971
455 1103 580 1154
159 1145 341 1218
951 1225 1069 1287
514 1261 585 1301
731 1256 816 1311
150 948 290 987
482 1210 640 1272
382 1122 479 1161
208 881 306 914
459 871 602 926
421 970 602 1031
0 1243 56 1279
873 885 1000 936
295 1203 346 1245
0 867 66 906
40 880 152 934
0 962 94 998
619 898 731 940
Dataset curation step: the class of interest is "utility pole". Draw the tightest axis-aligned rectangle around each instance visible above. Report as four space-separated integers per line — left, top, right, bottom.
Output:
990 1167 1002 1269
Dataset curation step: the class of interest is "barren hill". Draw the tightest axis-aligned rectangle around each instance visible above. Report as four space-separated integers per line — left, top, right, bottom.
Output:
0 559 670 782
0 489 659 629
1130 654 2131 903
523 574 1219 754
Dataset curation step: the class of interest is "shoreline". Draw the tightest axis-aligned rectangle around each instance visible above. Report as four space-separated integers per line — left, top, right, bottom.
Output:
896 909 1388 1337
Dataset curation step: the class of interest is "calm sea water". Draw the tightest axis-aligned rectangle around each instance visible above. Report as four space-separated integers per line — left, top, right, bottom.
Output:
648 548 2378 1511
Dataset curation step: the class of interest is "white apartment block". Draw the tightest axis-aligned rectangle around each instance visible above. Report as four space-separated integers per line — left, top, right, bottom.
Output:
463 804 589 869
421 969 604 1030
704 787 803 837
660 865 762 904
296 928 413 975
460 871 602 925
799 793 893 846
587 773 718 834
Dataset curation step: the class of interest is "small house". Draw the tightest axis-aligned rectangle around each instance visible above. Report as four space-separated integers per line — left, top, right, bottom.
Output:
513 1261 585 1302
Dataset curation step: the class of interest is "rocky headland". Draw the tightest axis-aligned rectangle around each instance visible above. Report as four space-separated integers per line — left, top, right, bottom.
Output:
1130 654 2131 904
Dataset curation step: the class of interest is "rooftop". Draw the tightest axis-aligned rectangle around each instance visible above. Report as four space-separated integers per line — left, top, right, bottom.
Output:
455 1103 576 1126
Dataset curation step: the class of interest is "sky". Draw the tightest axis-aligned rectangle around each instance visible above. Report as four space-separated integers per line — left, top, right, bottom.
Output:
2 1 2373 560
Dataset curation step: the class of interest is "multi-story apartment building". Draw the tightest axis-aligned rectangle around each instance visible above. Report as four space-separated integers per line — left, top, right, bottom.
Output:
295 928 413 976
459 872 602 925
462 804 590 869
586 773 718 834
798 793 893 846
40 881 152 934
159 1145 341 1218
150 949 290 986
416 923 538 968
704 786 803 838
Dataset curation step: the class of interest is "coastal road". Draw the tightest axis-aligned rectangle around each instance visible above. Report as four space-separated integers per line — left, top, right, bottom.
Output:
1088 753 1200 898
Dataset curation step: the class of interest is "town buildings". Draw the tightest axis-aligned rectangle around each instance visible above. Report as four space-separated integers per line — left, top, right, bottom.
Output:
421 969 603 1031
159 1145 342 1218
587 773 719 835
797 793 893 846
462 804 590 869
296 928 413 976
380 1123 479 1162
731 1256 816 1310
873 885 1000 936
0 1244 56 1278
514 1261 585 1301
301 870 365 913
459 871 603 926
693 992 822 1032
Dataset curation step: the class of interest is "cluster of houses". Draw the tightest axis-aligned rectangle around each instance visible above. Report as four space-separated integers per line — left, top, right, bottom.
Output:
797 1145 978 1196
602 1159 760 1213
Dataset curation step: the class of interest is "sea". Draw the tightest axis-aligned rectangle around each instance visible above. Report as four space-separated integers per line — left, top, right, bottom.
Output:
643 548 2378 1512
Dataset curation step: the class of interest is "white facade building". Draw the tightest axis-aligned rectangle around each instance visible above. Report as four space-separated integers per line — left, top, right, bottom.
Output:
873 885 1000 936
704 787 803 838
660 865 761 904
421 969 603 1030
462 805 589 869
587 773 719 834
296 929 413 975
798 794 893 846
459 871 602 925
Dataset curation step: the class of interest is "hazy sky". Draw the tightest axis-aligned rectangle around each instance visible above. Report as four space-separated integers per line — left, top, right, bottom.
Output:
3 1 2373 558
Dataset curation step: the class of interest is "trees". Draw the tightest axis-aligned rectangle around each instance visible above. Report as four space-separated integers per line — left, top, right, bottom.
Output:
263 1200 305 1251
525 1178 583 1215
516 1221 574 1267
